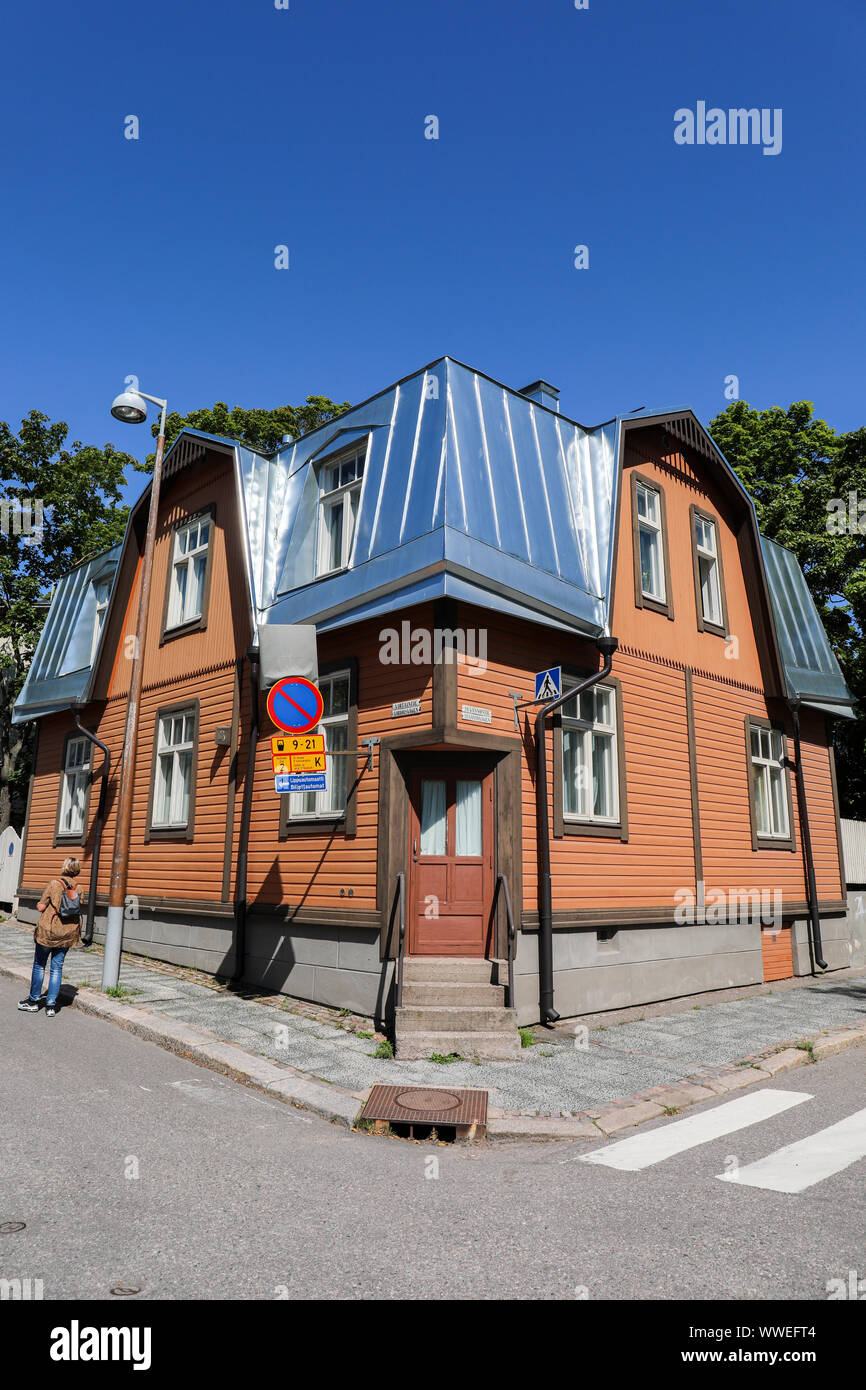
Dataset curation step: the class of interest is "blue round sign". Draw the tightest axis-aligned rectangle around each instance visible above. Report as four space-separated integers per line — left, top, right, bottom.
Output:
266 676 324 734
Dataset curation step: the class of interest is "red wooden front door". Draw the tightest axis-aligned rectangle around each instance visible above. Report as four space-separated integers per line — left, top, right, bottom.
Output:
407 764 494 956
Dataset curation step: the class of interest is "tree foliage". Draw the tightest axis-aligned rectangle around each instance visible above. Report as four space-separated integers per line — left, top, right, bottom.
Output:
136 395 352 471
0 412 134 829
709 400 866 817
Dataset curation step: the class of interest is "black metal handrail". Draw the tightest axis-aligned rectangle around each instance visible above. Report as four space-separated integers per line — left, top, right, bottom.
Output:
394 871 407 1007
491 873 517 1009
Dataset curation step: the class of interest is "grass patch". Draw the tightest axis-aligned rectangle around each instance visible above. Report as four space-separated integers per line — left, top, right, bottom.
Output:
373 1039 394 1060
338 1008 351 1017
519 1027 535 1048
429 1052 462 1064
105 984 141 999
662 1105 680 1115
795 1040 816 1061
357 1030 373 1039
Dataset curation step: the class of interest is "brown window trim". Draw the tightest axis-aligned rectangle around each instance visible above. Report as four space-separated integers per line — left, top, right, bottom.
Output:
553 670 629 841
144 699 200 843
53 728 94 848
279 659 359 839
631 470 674 621
689 503 729 639
159 503 217 645
744 714 796 853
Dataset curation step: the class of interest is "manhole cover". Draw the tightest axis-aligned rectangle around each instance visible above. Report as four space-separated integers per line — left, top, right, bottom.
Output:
396 1089 461 1112
359 1084 488 1127
0 1221 26 1235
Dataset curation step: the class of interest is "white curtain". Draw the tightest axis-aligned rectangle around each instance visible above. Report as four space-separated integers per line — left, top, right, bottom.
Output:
420 780 446 856
455 780 482 857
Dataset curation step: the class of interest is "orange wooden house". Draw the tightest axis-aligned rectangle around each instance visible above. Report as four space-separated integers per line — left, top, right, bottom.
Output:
13 359 856 1056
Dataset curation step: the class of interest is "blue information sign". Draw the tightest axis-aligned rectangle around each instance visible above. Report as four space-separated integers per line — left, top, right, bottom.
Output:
274 773 327 794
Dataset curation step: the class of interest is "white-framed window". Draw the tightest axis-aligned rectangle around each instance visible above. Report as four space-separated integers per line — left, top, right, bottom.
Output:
58 737 91 837
152 709 196 829
166 515 211 630
289 670 351 819
561 681 619 823
90 577 112 664
750 724 790 840
636 481 665 602
316 448 365 576
694 513 723 628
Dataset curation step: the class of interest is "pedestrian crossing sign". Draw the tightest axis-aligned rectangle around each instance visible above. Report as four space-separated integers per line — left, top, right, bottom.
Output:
535 667 561 701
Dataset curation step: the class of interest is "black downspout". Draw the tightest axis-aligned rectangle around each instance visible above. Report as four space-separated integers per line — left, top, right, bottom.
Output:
73 711 111 948
535 635 618 1024
788 699 828 971
232 647 260 984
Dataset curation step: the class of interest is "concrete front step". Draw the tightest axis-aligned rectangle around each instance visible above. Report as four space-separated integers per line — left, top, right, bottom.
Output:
402 957 494 984
393 1029 523 1062
396 1004 518 1033
402 981 505 1006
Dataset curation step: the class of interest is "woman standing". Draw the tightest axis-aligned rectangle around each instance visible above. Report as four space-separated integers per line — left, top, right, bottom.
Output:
17 857 82 1017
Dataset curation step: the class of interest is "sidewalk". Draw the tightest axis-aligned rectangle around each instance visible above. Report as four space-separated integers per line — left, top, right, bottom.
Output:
2 916 865 1139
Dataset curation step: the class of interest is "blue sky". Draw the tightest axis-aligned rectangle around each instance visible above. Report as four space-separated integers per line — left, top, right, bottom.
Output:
2 0 864 506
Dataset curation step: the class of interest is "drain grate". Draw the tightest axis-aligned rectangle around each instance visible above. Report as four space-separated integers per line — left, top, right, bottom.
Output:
360 1084 487 1131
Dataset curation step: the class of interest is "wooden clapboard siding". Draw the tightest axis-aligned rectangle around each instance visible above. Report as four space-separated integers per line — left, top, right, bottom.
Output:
761 926 794 982
242 606 436 909
108 455 248 698
615 430 767 687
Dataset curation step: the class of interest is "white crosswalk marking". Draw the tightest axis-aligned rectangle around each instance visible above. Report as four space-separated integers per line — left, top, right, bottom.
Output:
577 1090 813 1171
716 1106 866 1193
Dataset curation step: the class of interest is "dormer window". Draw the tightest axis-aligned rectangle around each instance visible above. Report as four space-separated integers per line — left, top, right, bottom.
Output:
90 577 112 664
316 447 365 576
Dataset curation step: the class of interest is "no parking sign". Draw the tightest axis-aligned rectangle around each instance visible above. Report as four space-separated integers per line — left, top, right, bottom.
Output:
266 676 324 735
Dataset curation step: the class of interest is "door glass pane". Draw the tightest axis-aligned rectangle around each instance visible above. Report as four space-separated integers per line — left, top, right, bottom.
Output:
455 780 482 856
419 780 446 856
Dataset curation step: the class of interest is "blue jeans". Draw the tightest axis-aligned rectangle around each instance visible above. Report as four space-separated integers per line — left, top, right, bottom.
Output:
29 944 68 1007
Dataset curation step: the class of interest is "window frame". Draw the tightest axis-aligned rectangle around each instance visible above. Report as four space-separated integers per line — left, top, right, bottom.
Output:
145 699 200 843
90 574 113 665
279 659 359 838
159 505 216 645
631 470 674 620
54 730 93 847
689 503 729 638
314 445 366 579
553 671 629 841
744 715 795 853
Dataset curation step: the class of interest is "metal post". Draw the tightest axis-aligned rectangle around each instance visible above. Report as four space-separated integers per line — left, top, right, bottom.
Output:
102 406 167 990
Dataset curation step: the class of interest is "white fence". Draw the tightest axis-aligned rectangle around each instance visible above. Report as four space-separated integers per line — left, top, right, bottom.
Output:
0 826 22 905
841 819 866 887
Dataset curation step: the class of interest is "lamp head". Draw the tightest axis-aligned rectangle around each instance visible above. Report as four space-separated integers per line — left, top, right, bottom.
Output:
110 389 148 424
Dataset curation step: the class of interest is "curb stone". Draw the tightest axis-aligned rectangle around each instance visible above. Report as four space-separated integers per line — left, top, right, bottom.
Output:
3 951 866 1143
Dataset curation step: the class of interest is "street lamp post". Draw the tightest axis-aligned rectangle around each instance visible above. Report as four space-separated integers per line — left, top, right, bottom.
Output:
102 387 168 990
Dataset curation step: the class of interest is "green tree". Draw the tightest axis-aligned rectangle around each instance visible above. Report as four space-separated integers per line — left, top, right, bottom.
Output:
137 395 352 470
709 401 866 817
0 412 134 831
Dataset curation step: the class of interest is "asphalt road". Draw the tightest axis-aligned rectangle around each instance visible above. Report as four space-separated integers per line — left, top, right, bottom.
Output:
2 974 864 1301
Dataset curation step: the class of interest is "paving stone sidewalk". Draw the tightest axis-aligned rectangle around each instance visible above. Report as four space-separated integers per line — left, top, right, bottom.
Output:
2 917 864 1118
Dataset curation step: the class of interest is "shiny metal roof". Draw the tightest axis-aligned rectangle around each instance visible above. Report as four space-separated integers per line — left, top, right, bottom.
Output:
237 357 618 637
12 543 122 723
12 356 854 728
761 534 855 717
